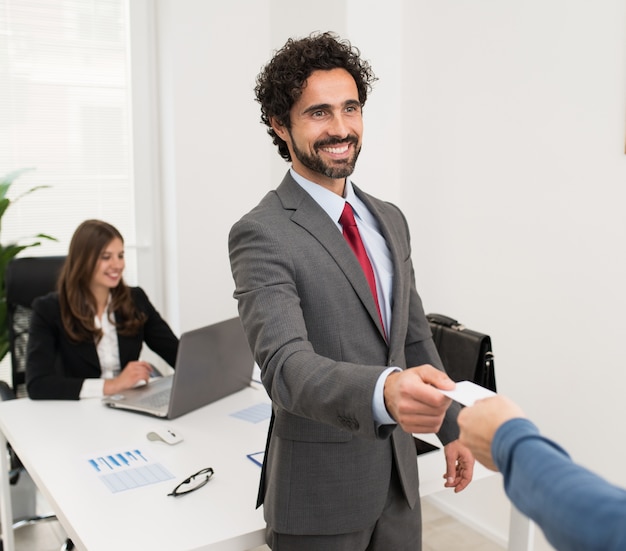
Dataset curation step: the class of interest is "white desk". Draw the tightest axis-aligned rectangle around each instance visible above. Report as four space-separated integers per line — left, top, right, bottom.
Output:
0 386 530 550
0 385 271 551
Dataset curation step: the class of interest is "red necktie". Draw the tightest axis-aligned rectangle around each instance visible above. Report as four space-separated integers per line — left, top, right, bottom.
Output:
339 202 386 336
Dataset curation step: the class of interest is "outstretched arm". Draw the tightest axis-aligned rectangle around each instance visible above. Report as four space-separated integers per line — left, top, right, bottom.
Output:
459 396 626 551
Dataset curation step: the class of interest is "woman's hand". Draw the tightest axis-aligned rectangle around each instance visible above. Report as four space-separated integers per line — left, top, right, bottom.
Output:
103 361 154 395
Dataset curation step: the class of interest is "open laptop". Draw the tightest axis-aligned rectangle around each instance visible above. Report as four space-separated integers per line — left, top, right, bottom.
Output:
102 317 255 419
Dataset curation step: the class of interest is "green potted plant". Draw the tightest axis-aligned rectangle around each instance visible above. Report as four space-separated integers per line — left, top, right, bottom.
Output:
0 168 56 362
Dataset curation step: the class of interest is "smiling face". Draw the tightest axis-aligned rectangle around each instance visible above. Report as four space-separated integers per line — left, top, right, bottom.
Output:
271 68 363 195
90 237 125 295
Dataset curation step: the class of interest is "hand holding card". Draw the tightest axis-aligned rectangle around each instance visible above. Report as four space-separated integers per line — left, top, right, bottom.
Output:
437 380 496 406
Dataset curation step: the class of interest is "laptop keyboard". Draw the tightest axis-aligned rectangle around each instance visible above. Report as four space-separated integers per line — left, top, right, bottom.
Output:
137 388 171 408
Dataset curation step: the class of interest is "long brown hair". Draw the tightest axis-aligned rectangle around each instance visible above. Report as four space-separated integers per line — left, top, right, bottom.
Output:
58 219 146 343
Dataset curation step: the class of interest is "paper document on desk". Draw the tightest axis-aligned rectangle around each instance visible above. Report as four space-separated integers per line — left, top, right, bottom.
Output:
230 402 271 423
83 447 174 493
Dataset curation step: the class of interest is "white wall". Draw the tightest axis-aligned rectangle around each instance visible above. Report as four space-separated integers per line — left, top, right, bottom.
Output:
404 2 626 548
153 0 352 333
152 0 272 332
148 1 626 548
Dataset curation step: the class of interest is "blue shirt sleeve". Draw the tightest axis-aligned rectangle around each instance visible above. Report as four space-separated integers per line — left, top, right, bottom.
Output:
492 418 626 551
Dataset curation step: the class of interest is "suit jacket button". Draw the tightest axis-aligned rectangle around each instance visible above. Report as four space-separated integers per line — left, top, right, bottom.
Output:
338 416 359 431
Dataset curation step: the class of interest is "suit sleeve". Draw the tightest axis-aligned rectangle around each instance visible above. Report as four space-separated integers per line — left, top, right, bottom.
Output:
26 294 85 400
229 214 386 440
130 287 179 367
493 419 626 551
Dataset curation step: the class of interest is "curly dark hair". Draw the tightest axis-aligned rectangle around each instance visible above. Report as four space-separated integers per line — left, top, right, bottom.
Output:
254 31 377 161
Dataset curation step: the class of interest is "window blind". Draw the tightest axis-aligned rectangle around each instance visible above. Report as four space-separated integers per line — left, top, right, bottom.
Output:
0 0 138 282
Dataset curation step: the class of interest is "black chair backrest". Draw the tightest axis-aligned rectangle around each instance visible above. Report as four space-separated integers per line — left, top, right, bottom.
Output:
5 256 66 395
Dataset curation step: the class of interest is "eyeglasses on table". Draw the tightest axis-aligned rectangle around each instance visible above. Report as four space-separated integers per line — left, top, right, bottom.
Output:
167 467 214 497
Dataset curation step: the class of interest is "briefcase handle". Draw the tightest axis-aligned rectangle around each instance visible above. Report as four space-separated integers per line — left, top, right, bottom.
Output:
426 313 465 331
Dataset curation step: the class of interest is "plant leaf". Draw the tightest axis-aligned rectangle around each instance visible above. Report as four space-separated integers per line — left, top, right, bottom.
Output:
0 168 35 200
0 244 36 268
33 233 58 241
0 299 6 330
0 198 9 219
12 184 52 204
0 340 9 363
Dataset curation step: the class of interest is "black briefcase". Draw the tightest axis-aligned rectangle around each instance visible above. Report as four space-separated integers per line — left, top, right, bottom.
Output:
427 313 496 392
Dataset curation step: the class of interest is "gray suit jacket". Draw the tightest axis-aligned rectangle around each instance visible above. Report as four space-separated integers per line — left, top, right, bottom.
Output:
229 172 460 535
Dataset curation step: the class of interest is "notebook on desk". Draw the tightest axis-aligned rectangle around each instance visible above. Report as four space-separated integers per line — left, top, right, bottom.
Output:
102 317 255 419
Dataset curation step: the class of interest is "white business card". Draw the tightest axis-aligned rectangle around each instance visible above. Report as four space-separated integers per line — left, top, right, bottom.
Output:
438 380 496 406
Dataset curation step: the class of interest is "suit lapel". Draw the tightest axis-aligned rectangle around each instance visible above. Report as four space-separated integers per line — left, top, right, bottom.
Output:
276 174 387 341
353 185 408 353
73 311 134 377
72 340 101 376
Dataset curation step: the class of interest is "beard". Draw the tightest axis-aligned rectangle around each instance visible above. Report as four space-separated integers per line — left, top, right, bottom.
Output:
290 133 361 180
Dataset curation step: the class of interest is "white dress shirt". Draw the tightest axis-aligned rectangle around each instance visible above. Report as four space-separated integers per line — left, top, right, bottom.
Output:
79 294 121 398
291 169 398 425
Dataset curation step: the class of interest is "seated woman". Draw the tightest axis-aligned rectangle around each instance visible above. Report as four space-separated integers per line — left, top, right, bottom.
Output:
26 219 179 400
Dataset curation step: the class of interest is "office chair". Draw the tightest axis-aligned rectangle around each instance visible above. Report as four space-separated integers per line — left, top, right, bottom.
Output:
2 256 73 550
5 255 66 397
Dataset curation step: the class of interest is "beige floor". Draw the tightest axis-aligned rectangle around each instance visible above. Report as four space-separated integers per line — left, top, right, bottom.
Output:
9 498 504 551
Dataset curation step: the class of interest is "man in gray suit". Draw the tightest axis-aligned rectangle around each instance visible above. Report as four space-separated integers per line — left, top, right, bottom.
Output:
229 32 474 550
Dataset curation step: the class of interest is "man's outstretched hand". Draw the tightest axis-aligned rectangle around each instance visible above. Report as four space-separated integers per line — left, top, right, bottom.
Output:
384 365 454 434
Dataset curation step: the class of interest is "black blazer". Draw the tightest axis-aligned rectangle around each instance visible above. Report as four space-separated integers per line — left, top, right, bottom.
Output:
26 287 179 400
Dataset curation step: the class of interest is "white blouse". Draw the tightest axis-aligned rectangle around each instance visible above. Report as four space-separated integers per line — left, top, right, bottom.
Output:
79 295 121 398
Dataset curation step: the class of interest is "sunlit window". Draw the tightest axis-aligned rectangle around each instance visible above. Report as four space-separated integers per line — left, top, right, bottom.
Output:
0 0 138 281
